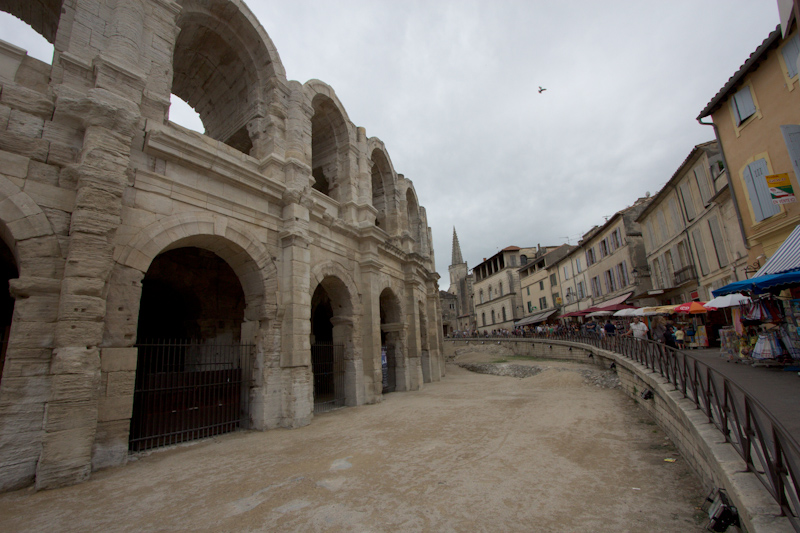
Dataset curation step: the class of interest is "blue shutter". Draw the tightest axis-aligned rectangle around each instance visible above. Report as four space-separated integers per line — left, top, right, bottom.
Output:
782 34 800 78
749 159 780 220
733 87 756 125
743 164 765 222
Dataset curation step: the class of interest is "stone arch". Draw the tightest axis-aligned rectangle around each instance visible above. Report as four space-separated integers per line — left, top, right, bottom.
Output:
0 1 62 44
116 212 277 322
405 187 422 253
379 285 404 393
368 140 398 233
0 175 57 272
305 81 355 204
309 260 362 408
171 0 287 154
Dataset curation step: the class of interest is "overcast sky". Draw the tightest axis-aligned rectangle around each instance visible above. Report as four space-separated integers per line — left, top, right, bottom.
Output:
0 1 782 288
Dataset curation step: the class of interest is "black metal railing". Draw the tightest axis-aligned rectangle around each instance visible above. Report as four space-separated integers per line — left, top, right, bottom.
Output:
447 333 800 530
311 343 345 414
674 265 698 286
129 340 253 452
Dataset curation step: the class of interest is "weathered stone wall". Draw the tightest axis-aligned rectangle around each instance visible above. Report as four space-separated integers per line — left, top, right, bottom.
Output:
0 0 444 492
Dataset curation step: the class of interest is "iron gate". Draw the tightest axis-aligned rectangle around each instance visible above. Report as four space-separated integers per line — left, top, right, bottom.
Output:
129 340 253 451
311 343 345 413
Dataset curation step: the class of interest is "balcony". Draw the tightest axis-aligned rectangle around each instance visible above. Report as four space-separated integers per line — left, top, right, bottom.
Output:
673 265 697 286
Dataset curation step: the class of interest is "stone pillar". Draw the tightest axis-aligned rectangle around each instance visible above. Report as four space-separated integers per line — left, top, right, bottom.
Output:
278 193 312 427
0 275 61 491
35 88 140 490
331 316 362 407
404 279 423 391
358 257 383 403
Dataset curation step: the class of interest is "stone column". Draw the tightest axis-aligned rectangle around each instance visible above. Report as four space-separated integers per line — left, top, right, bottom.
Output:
404 278 423 391
358 257 383 402
35 89 140 490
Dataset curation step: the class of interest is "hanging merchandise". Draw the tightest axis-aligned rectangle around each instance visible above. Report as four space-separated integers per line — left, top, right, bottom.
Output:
780 325 800 358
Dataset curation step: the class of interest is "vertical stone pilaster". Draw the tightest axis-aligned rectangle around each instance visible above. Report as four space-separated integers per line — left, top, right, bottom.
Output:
35 88 140 490
358 257 382 403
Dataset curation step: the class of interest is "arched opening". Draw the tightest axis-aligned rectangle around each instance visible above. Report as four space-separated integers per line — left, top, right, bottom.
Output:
379 288 403 394
0 9 56 94
0 2 61 45
311 95 347 201
406 188 421 250
310 276 353 412
129 247 251 451
371 149 392 229
170 0 280 155
419 300 431 384
0 237 17 385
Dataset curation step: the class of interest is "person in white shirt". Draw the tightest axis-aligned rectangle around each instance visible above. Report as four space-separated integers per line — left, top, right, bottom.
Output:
625 317 649 340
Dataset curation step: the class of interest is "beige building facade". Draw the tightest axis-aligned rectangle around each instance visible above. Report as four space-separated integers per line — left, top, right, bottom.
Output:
518 245 572 323
638 142 748 303
473 246 535 332
0 1 443 492
698 25 800 270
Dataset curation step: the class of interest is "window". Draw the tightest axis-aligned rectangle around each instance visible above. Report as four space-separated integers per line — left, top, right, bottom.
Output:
499 283 503 296
604 269 617 293
539 296 548 309
491 310 495 324
526 287 530 296
645 220 657 248
694 167 712 205
731 86 757 126
620 260 629 286
611 229 621 249
509 255 516 267
502 307 507 321
679 181 696 221
669 197 683 231
651 260 662 289
576 258 582 273
482 313 486 326
692 228 710 276
656 211 669 241
539 280 544 290
586 247 596 266
520 255 528 265
743 158 780 222
552 292 559 305
577 281 586 299
563 266 569 280
599 240 609 258
549 273 557 286
528 301 533 312
479 290 484 304
708 215 729 268
782 33 800 79
591 276 602 297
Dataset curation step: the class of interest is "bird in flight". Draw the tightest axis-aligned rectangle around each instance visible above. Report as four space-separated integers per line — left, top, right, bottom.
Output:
538 86 547 93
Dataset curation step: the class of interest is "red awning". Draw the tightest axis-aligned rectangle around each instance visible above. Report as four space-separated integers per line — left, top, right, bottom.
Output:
590 292 633 311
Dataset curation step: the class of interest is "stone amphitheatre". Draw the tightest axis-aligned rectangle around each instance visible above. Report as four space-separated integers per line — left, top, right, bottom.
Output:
0 0 444 492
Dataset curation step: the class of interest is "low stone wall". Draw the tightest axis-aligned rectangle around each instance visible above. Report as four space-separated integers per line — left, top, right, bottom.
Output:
444 338 793 533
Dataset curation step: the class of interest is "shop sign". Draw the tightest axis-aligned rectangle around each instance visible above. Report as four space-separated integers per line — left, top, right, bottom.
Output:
766 173 797 205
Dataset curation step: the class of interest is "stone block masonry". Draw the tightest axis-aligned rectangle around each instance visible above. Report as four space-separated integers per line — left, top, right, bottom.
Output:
0 0 444 492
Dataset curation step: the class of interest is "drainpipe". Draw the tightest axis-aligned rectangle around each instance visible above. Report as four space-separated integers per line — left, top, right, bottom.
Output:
698 117 750 283
697 117 749 251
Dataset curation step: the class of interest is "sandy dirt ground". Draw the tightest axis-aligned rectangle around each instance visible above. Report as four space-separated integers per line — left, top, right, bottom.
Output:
0 355 707 532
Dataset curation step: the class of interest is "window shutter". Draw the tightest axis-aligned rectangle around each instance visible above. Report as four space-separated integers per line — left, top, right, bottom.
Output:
733 87 756 125
659 254 670 288
742 164 765 222
694 167 711 205
708 215 729 268
781 125 800 184
621 260 629 286
657 211 669 241
748 158 780 220
782 34 800 78
692 228 709 276
669 197 683 231
670 244 682 271
679 181 696 221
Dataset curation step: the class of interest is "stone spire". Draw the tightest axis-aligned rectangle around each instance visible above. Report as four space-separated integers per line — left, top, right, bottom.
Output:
451 227 464 265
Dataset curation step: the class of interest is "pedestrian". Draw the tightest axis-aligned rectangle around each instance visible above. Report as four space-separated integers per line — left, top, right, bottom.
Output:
624 316 649 340
604 319 616 337
663 324 677 348
674 325 685 349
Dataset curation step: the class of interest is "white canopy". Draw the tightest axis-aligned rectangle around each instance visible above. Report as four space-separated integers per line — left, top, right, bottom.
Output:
704 293 751 309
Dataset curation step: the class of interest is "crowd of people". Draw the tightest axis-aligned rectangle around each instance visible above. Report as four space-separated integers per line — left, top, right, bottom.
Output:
445 316 689 346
